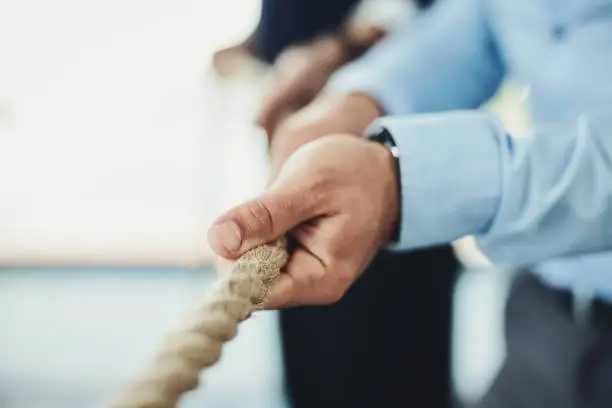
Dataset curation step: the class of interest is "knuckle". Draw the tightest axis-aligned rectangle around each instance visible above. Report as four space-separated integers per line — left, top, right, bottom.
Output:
294 263 325 293
242 200 274 235
322 233 345 259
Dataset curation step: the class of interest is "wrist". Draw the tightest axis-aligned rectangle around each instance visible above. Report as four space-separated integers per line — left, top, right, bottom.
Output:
369 141 401 245
367 126 401 244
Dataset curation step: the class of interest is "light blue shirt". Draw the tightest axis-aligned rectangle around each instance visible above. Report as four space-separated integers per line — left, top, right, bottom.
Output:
327 0 612 300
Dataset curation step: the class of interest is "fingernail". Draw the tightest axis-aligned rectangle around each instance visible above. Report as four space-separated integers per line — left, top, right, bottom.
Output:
209 221 242 253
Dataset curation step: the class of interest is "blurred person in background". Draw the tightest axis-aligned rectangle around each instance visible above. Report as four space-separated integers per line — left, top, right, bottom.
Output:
213 1 458 408
213 0 433 74
209 0 612 407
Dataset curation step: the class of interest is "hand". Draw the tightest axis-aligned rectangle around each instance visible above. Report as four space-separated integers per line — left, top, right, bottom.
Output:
256 25 386 136
266 92 383 179
256 36 345 135
207 134 400 308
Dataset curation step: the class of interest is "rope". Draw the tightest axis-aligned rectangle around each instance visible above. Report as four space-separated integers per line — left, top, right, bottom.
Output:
108 238 288 408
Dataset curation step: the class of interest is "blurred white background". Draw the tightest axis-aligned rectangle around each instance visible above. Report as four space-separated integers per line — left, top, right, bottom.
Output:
0 0 269 266
0 269 287 408
0 1 286 407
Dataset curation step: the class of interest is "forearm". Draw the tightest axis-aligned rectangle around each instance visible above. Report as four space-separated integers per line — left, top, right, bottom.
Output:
325 0 504 115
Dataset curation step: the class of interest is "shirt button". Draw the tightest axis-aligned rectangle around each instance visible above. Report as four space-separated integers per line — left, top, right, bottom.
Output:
552 24 568 41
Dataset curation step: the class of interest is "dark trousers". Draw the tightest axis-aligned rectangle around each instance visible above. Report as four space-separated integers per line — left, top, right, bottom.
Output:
477 272 612 408
279 246 459 408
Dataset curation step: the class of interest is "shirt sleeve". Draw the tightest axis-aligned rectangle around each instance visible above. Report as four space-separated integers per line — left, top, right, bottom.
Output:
372 107 612 266
325 0 505 115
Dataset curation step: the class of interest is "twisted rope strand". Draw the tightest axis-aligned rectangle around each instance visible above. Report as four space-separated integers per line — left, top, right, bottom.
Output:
109 239 288 408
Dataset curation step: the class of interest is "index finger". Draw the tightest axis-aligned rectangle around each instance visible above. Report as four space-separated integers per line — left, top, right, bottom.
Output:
262 247 326 309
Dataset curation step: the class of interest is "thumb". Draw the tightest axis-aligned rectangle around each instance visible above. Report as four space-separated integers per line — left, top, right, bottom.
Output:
207 189 310 259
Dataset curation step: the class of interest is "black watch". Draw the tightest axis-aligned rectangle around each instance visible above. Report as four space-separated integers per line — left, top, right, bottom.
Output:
366 124 402 244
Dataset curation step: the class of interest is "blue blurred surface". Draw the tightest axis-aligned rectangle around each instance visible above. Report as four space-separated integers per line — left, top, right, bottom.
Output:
0 268 288 408
0 267 510 408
